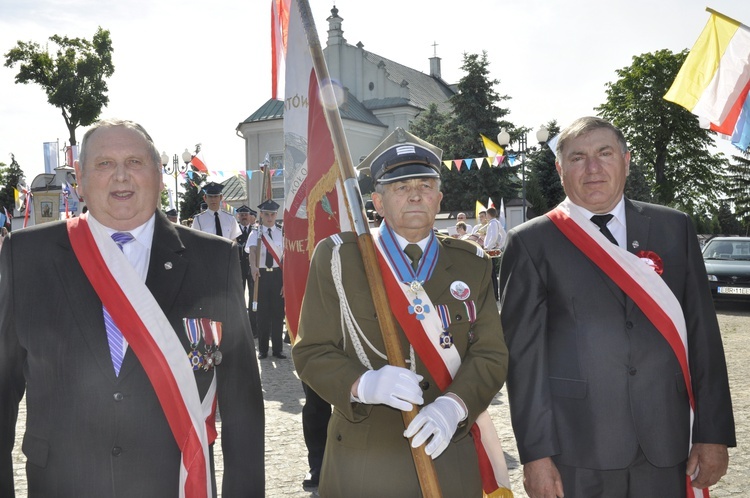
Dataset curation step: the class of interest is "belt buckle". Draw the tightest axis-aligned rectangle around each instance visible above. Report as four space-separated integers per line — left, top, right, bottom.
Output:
265 267 274 272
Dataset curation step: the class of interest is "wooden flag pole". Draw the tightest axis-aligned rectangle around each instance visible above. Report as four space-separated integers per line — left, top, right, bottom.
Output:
252 162 273 312
295 1 443 496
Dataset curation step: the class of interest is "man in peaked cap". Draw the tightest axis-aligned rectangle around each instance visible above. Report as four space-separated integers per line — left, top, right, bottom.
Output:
191 181 242 240
245 199 286 359
164 208 178 223
293 128 510 496
236 205 258 336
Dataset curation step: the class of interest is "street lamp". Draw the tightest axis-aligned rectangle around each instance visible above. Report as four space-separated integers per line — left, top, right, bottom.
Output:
160 148 192 219
497 125 550 222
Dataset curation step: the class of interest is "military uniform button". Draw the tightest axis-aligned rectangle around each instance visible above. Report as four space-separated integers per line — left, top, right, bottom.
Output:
112 446 122 456
629 367 637 376
113 392 124 401
420 380 430 391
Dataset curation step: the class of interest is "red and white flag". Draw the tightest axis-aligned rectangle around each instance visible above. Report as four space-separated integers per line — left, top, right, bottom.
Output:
282 0 351 342
271 0 291 99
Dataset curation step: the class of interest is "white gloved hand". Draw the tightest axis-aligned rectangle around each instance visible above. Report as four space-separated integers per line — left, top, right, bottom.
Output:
356 365 424 411
403 395 466 459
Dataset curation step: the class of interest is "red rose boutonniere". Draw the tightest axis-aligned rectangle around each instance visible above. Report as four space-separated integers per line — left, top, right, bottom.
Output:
636 250 664 275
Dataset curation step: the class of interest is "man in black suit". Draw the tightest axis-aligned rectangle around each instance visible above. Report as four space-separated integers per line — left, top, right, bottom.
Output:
0 119 264 497
499 116 735 498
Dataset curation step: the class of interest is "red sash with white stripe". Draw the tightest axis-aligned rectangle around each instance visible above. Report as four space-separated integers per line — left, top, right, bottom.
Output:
67 215 212 498
546 201 707 498
373 238 513 497
262 232 283 268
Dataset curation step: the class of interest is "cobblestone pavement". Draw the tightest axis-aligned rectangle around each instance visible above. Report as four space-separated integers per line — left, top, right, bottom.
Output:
11 304 749 497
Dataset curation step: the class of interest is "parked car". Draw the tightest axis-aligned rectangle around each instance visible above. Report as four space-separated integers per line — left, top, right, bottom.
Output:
702 236 750 301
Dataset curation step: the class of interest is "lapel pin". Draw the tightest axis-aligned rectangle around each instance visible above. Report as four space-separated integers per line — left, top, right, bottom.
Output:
631 240 639 249
164 262 173 270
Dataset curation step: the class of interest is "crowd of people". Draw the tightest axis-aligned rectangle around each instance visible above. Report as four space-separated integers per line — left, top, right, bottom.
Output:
0 116 736 498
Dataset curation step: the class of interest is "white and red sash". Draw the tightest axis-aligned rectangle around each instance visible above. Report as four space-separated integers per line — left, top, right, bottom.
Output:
67 215 213 498
262 230 283 268
373 235 513 498
546 199 707 498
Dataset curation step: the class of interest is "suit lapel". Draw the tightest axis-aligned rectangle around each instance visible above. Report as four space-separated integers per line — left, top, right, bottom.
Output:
119 213 189 378
53 227 122 382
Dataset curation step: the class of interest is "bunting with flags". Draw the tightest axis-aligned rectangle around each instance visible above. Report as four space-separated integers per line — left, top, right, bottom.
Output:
281 0 351 342
664 9 750 150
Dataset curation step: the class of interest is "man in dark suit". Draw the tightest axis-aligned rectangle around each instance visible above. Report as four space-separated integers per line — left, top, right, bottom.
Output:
499 116 735 497
293 128 509 496
0 119 264 497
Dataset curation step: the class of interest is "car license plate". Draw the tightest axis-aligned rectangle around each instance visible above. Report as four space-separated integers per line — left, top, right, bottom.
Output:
718 286 750 295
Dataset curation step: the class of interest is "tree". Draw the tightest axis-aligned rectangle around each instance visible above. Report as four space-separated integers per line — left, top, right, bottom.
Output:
443 51 512 160
596 49 727 213
180 171 207 221
408 103 449 150
4 27 114 147
525 121 563 216
726 153 750 227
0 154 27 220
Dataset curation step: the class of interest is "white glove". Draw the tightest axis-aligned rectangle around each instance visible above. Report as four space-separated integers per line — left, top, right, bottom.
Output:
404 395 466 459
356 365 424 411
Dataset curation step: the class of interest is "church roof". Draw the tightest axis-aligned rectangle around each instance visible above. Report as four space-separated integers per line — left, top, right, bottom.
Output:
238 86 386 127
361 51 455 115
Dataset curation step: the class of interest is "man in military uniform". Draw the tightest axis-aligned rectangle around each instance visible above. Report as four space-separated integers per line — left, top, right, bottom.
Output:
236 205 258 336
245 199 285 359
293 129 509 497
191 182 241 240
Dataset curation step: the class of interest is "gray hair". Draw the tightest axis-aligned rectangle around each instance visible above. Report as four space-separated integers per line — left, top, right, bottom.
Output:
556 116 628 159
78 118 162 169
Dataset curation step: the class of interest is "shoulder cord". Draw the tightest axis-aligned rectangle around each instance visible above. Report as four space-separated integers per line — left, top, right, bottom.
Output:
330 243 416 373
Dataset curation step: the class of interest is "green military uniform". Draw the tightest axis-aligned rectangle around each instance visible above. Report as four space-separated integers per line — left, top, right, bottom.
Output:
293 231 508 497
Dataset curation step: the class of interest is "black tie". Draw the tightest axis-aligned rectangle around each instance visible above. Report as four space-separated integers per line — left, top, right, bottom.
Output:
214 212 222 237
265 228 274 268
591 214 618 246
404 243 423 271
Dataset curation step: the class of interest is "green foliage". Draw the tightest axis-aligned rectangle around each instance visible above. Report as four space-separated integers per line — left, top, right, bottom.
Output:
4 27 114 147
408 103 449 148
624 160 654 203
596 49 728 213
0 155 26 221
180 171 207 221
726 153 750 226
525 121 563 216
716 202 742 235
443 52 512 160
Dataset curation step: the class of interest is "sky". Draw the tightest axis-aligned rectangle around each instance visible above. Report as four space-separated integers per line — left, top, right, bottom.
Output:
1 0 750 186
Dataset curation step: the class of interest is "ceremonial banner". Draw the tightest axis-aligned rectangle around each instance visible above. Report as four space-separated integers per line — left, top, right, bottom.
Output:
664 9 750 150
282 0 350 341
